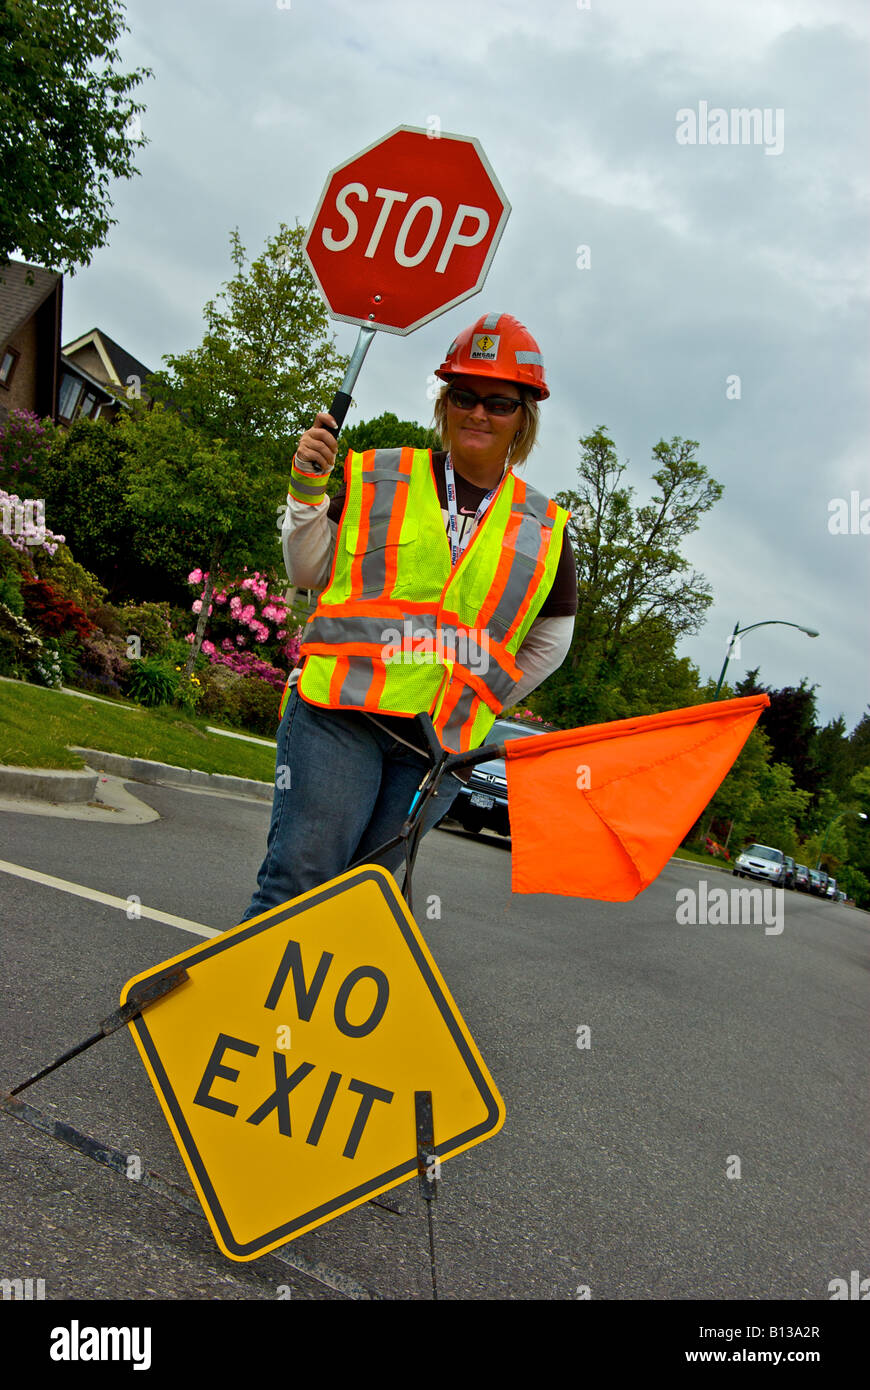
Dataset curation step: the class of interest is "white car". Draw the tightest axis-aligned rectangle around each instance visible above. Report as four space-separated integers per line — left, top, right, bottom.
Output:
732 843 787 886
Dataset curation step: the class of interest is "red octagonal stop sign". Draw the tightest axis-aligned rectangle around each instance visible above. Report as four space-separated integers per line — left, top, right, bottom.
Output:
303 126 510 336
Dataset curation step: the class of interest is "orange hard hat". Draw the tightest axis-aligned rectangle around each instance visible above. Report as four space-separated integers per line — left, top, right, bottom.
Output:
434 312 550 400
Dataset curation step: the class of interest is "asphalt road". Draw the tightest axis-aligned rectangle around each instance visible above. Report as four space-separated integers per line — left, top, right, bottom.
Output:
1 779 868 1303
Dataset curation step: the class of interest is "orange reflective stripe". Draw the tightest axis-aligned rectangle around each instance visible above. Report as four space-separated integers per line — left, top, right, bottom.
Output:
476 506 525 632
503 523 551 646
328 654 349 705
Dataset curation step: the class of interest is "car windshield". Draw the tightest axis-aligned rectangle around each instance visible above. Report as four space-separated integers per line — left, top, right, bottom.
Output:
743 845 782 862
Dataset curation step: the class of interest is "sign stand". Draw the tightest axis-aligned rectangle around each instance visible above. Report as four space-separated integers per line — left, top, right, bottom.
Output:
415 1090 439 1300
1 720 510 1288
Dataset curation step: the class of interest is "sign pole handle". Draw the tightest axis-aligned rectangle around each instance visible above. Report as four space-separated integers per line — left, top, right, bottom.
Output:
325 325 377 439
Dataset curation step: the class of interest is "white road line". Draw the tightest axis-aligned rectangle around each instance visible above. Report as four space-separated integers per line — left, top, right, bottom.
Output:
0 859 220 938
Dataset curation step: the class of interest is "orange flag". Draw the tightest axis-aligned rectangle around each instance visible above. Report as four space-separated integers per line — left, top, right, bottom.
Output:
504 695 770 900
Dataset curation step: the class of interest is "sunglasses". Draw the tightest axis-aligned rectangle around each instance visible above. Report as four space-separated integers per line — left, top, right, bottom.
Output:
446 386 523 417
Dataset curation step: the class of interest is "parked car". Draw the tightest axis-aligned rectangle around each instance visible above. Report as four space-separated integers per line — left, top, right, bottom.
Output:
808 869 824 896
794 863 810 891
732 844 787 886
825 876 838 900
443 718 551 838
783 855 796 889
817 870 830 898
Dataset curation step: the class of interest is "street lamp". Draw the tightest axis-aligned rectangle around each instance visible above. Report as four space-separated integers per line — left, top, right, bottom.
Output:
816 810 868 871
713 619 819 699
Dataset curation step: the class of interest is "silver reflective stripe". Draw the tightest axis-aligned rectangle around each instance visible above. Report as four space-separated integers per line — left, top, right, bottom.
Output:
339 657 375 705
441 686 480 749
484 495 553 641
303 613 439 652
303 615 392 647
515 350 543 365
290 472 328 500
357 449 408 596
481 313 502 332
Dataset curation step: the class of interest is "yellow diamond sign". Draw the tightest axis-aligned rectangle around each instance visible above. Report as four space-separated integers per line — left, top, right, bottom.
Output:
121 866 505 1262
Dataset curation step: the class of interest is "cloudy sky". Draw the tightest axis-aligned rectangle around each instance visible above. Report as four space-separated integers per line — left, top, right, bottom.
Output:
61 0 870 731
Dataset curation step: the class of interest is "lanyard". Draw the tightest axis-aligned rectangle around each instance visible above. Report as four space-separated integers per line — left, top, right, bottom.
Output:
444 453 499 568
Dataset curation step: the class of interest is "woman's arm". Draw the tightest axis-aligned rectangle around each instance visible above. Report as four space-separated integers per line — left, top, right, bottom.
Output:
508 614 574 707
282 411 341 589
282 489 338 590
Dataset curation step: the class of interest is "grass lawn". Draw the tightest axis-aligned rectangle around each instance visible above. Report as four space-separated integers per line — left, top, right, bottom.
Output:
0 679 277 782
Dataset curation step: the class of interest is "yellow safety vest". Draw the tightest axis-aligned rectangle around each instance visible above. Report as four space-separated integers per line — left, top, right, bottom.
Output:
293 446 569 752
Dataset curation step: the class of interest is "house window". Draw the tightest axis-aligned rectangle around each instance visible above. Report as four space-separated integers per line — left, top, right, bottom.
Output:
0 348 19 387
78 392 98 418
58 372 83 419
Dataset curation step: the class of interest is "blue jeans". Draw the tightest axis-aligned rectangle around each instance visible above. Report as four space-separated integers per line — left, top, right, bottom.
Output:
239 689 462 922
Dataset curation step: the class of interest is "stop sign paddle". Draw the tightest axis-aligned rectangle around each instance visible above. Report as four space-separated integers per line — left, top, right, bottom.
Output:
302 124 510 436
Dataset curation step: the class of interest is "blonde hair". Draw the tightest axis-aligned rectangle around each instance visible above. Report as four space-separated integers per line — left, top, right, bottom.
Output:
432 381 540 469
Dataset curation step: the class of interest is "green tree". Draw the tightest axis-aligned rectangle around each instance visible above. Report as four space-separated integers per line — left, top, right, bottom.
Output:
811 714 852 800
327 411 441 499
735 669 820 796
534 428 722 725
120 402 282 674
125 224 350 670
39 417 138 595
146 223 348 474
0 0 151 273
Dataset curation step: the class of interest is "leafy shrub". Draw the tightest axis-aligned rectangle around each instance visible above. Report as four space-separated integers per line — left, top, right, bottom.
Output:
196 663 245 723
72 629 130 698
88 602 126 639
31 633 82 687
0 538 25 615
118 600 173 659
0 602 43 678
233 675 282 737
125 655 177 707
21 577 95 640
33 543 107 613
195 665 281 735
172 667 204 714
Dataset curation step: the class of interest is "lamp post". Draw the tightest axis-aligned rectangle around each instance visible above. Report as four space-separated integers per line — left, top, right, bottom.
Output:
816 810 868 872
713 620 819 699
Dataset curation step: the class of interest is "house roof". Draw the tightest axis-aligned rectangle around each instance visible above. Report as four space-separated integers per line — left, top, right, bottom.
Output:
61 327 153 391
58 353 124 406
0 260 61 351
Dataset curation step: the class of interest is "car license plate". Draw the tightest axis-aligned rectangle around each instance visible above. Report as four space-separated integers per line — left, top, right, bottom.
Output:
470 792 495 809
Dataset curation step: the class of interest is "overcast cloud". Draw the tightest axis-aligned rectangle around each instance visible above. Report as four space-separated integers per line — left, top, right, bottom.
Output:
60 0 870 729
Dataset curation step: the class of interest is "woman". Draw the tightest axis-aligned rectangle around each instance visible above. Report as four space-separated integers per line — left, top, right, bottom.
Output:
239 312 577 922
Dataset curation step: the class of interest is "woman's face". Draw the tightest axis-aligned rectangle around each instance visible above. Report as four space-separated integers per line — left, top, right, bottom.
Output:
444 375 524 469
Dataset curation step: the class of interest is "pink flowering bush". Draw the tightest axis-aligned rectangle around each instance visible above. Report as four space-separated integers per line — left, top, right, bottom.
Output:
186 567 302 690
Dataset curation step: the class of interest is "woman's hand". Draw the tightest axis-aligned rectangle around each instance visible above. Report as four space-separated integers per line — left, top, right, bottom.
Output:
295 412 339 475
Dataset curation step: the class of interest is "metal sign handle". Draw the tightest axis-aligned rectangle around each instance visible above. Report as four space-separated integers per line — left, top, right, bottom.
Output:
324 325 377 440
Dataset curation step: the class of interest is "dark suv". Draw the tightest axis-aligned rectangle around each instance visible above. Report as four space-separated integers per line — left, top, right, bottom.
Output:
443 718 551 838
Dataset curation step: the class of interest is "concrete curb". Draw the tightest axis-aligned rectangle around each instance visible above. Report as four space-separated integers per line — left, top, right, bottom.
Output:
68 748 274 802
0 764 98 803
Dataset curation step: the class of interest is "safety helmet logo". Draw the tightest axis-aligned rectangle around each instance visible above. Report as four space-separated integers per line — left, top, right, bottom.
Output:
470 334 499 359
